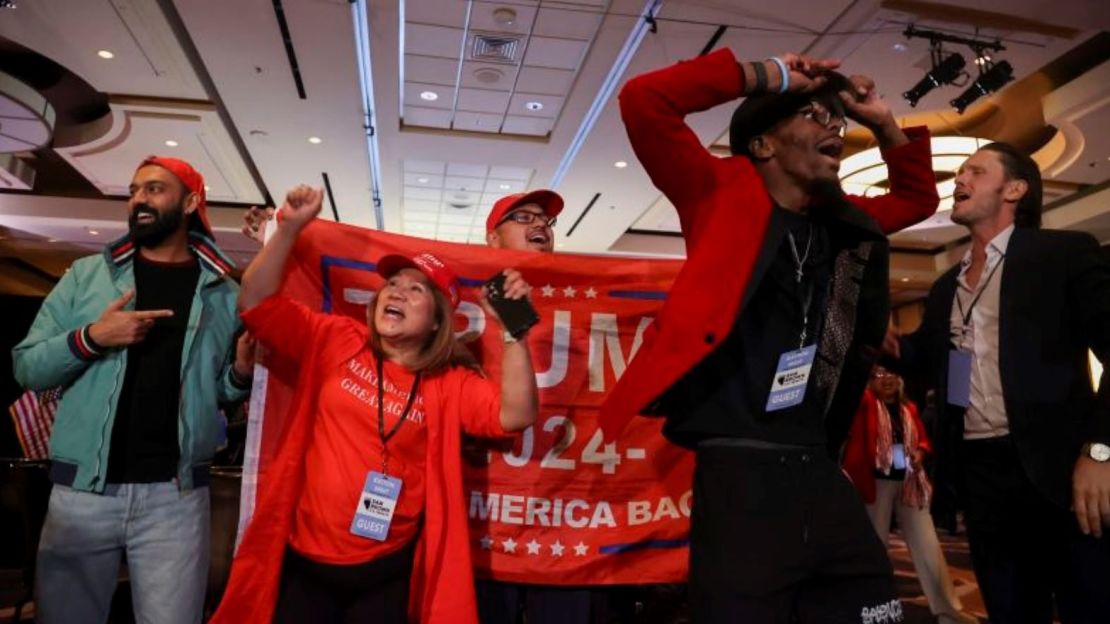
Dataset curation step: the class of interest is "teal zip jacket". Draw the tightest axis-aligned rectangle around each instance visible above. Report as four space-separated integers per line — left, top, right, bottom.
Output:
12 232 249 492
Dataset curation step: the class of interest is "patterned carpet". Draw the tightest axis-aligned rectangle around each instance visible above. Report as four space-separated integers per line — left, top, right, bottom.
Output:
889 529 987 623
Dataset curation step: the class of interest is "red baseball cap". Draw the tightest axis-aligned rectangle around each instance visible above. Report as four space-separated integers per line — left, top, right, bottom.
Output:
136 156 211 236
376 252 460 307
485 189 564 233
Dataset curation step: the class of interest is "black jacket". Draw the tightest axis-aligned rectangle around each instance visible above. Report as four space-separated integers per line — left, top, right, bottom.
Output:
900 227 1110 509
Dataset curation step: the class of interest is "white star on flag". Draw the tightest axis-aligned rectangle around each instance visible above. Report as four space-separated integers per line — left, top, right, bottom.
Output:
562 286 577 298
573 541 589 556
526 539 541 555
480 535 493 550
550 540 565 556
541 284 556 297
502 537 517 553
584 287 598 299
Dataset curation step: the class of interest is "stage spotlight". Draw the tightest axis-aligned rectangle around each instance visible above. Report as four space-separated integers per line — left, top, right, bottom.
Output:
950 60 1013 114
903 52 966 107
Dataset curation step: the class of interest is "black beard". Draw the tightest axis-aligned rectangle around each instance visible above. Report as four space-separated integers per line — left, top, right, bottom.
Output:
129 202 185 248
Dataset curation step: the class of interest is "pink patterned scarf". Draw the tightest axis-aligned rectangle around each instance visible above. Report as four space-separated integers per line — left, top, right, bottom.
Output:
875 399 933 509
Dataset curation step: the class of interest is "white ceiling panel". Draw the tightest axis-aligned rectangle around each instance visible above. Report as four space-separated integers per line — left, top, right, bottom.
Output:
403 185 443 202
446 162 489 178
405 24 467 59
522 37 588 70
514 66 576 96
443 175 486 192
533 7 603 40
456 88 513 113
404 0 468 28
405 54 461 85
459 61 520 89
403 106 453 128
501 115 552 136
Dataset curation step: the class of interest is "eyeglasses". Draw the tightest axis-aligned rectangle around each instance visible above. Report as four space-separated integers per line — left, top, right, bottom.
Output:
799 102 847 137
497 210 556 228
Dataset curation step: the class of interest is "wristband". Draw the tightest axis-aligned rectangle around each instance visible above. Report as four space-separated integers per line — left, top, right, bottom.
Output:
751 61 768 94
767 57 789 94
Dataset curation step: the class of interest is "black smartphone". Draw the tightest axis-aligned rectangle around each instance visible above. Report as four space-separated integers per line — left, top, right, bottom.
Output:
485 273 539 339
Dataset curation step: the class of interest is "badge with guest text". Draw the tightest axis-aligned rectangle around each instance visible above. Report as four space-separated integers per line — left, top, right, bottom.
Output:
350 471 402 541
766 345 817 412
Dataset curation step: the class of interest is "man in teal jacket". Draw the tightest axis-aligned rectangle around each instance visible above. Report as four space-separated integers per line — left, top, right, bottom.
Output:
12 156 253 624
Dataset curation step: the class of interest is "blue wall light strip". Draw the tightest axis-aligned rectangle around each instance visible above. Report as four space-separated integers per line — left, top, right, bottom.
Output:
549 0 663 189
351 0 386 230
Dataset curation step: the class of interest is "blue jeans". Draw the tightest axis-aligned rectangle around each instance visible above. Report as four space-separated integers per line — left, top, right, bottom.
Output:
36 482 210 624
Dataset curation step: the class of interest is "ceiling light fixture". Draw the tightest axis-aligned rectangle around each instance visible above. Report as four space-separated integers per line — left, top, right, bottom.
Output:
903 50 965 108
614 161 628 169
499 183 511 190
88 229 100 236
164 139 178 147
525 101 543 111
492 7 517 27
308 136 322 144
417 177 429 184
97 50 115 59
420 90 439 101
950 60 1014 114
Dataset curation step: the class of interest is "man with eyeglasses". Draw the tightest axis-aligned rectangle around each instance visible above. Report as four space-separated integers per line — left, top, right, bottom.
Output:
484 190 561 253
599 51 939 622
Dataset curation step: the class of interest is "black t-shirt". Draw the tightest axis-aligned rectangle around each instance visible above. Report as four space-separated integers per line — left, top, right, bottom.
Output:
106 253 200 483
660 206 835 447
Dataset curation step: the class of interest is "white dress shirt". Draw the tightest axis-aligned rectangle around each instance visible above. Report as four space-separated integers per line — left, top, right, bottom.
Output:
949 225 1014 439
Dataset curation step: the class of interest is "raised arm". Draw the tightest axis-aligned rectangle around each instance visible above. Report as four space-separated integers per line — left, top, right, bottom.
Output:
238 186 323 313
480 269 538 433
619 49 840 235
839 74 939 233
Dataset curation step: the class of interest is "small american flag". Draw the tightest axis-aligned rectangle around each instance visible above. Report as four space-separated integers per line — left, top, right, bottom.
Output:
8 388 61 459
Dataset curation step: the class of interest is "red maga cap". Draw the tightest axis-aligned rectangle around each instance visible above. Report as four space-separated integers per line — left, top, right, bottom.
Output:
485 189 564 233
376 252 460 307
136 156 211 236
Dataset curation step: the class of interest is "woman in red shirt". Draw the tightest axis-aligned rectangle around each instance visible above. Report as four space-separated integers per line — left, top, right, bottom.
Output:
214 186 538 624
842 367 975 624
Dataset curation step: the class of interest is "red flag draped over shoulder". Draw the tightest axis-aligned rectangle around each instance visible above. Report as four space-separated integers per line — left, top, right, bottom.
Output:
226 219 691 620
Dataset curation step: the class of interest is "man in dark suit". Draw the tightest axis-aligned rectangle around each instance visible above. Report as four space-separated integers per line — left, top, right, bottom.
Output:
599 49 939 622
891 142 1110 622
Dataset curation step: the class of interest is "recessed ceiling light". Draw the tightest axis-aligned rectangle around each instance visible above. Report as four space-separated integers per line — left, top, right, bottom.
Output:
417 177 429 184
420 91 439 101
88 229 100 236
164 139 178 147
900 277 910 283
47 238 59 243
308 136 322 144
892 42 907 53
498 183 511 190
97 50 115 59
614 161 628 168
525 101 544 111
492 7 517 26
204 185 211 191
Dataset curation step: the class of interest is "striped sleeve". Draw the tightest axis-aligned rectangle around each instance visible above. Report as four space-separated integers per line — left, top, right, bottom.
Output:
66 324 105 361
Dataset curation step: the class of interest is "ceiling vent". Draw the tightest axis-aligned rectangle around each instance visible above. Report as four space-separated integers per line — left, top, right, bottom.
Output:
470 34 521 65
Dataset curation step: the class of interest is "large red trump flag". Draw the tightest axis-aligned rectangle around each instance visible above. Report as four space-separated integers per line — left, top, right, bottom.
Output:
239 220 692 584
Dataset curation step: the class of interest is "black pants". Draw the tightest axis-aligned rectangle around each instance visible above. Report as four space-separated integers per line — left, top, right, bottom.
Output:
273 542 414 624
959 436 1110 624
690 444 901 623
475 580 609 624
